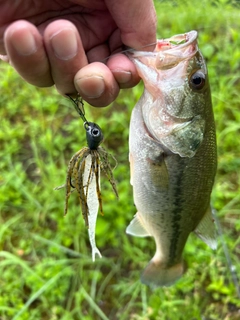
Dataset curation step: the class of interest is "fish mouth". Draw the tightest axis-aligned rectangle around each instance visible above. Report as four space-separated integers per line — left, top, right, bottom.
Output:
127 30 198 70
155 30 197 52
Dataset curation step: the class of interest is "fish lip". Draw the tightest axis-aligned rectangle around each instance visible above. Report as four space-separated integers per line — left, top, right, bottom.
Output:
155 30 198 52
126 30 198 68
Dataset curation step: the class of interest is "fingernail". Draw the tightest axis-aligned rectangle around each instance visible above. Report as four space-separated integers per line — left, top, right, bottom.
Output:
11 29 37 56
51 29 78 60
112 69 132 84
76 75 105 99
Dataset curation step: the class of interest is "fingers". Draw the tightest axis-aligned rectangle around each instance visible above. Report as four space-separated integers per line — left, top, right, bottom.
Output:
105 0 157 51
44 20 140 105
43 20 88 95
3 9 153 107
4 19 89 95
74 62 119 107
74 54 140 107
4 20 53 87
107 53 140 89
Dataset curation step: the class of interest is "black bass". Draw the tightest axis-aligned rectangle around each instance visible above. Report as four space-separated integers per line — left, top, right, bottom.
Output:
126 31 217 287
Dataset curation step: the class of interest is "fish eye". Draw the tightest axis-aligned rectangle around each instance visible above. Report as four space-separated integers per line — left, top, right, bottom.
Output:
189 70 205 90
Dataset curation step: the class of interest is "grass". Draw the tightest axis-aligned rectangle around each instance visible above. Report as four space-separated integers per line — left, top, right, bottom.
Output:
0 0 240 319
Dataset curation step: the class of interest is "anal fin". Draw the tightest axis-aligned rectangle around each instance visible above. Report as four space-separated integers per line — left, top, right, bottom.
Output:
126 213 151 237
194 206 217 249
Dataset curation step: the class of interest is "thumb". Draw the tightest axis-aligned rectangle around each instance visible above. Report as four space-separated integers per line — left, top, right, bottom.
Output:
105 0 157 51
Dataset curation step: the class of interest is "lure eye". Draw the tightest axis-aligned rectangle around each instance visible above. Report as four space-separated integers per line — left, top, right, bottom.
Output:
91 127 101 137
189 70 205 90
85 122 104 149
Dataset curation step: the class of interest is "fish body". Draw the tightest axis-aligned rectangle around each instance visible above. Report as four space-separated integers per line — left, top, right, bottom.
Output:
126 31 217 287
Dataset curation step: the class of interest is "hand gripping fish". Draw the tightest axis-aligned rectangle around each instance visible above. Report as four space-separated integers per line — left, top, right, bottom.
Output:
126 31 217 287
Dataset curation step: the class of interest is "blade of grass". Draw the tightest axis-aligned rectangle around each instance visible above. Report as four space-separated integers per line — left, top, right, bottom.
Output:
212 209 240 299
0 214 22 240
80 285 110 320
31 233 86 258
13 268 71 320
0 251 43 282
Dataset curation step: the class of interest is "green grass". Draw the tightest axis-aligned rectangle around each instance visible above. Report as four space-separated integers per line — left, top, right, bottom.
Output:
0 0 240 319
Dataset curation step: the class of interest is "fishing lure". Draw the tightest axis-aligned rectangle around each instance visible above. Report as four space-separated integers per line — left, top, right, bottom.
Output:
55 96 118 261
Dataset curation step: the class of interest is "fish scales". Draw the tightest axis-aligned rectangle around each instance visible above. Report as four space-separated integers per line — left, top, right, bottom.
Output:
126 31 217 287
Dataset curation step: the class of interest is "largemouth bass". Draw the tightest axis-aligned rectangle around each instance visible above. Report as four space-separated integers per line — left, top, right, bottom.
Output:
126 30 217 287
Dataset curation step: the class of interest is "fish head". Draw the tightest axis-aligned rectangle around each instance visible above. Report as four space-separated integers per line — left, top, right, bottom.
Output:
127 30 211 157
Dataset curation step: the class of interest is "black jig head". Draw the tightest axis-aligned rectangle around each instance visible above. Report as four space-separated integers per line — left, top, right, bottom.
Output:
67 94 104 149
84 122 104 150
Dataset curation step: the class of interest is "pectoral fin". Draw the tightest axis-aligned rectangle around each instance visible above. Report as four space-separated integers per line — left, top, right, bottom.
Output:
126 214 151 237
194 206 217 249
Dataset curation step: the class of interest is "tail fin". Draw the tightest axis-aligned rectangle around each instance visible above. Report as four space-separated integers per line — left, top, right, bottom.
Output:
141 259 186 288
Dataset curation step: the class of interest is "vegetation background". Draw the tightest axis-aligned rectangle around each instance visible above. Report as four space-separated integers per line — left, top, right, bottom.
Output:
0 0 239 319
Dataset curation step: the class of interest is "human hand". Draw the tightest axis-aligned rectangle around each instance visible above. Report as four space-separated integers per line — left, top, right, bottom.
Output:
0 0 156 107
